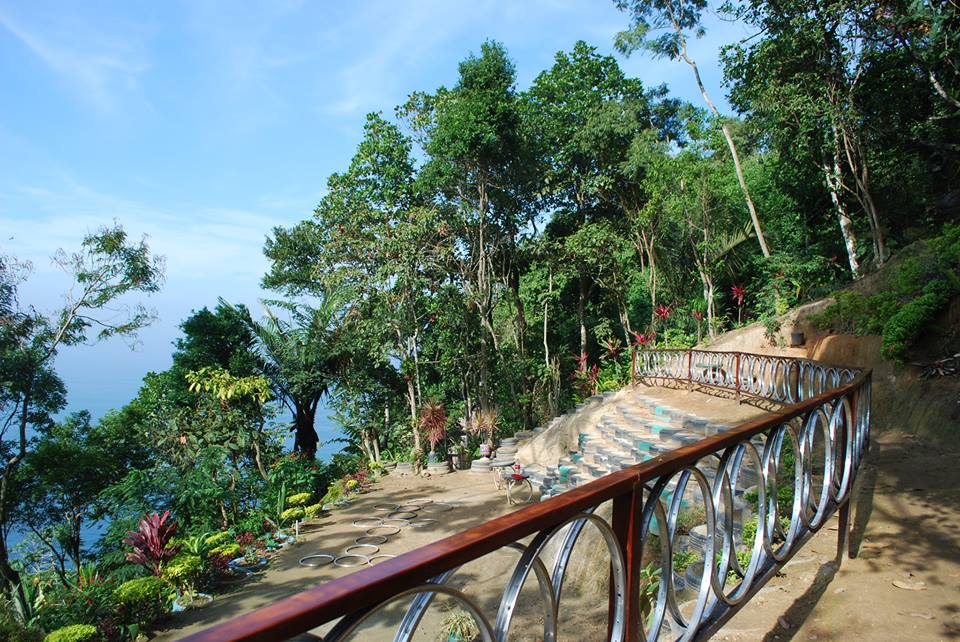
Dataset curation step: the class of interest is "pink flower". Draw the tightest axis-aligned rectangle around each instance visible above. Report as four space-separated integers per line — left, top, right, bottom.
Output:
655 304 672 320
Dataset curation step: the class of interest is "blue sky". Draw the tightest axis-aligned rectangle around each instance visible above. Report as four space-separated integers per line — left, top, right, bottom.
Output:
0 0 751 424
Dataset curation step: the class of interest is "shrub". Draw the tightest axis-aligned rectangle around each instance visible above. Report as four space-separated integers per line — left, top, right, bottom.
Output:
320 480 346 505
43 624 99 642
0 594 43 642
114 576 168 627
162 555 203 592
285 492 312 507
204 531 232 548
208 543 241 559
267 454 329 498
303 503 324 519
672 549 699 574
881 279 952 359
280 507 304 522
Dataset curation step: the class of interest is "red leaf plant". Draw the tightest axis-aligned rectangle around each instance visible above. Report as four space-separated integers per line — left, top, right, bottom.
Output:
574 351 589 372
630 331 654 348
731 284 747 324
691 310 703 321
731 284 746 307
655 304 673 321
122 511 181 576
419 400 447 452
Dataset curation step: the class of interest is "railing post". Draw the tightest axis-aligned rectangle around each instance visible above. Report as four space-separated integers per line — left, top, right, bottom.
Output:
686 350 692 392
632 346 637 386
838 382 858 560
735 353 741 404
611 480 642 642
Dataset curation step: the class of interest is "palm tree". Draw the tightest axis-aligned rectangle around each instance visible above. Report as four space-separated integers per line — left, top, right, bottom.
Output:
230 291 347 459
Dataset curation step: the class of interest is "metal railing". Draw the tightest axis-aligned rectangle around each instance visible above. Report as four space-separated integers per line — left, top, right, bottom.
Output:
183 349 871 642
632 348 861 405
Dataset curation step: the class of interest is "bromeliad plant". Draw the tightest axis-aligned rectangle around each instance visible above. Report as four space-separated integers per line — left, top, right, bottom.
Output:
122 511 181 576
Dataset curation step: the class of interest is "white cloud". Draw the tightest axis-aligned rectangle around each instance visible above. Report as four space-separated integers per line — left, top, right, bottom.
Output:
0 174 290 288
0 7 148 112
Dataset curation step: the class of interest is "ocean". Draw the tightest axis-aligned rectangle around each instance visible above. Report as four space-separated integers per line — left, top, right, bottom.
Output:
7 407 344 564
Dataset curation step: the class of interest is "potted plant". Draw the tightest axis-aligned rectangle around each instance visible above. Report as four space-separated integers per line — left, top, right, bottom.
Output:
459 409 497 458
229 532 268 573
442 607 480 642
420 400 446 464
165 554 213 611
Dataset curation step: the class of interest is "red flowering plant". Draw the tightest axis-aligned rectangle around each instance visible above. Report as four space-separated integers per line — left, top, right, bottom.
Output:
655 304 673 322
122 511 181 576
731 284 746 324
574 351 589 372
630 331 654 348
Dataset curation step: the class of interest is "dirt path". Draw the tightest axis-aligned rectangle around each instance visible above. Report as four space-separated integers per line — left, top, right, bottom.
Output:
153 470 525 641
155 429 960 641
718 431 960 640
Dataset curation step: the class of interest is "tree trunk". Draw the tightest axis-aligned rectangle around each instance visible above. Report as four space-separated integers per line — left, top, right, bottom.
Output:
405 378 422 454
578 276 589 364
822 148 861 278
0 529 20 595
0 390 30 593
678 41 771 257
840 128 886 267
543 269 552 370
704 274 716 339
360 428 375 462
618 299 632 346
252 440 269 481
371 426 381 462
293 403 319 459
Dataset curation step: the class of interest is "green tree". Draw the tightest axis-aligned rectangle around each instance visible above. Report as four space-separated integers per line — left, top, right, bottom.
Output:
403 40 531 412
0 224 164 592
614 0 772 257
15 410 147 582
238 296 347 459
528 40 650 356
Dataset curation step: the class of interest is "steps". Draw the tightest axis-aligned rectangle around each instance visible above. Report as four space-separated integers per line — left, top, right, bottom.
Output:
500 390 757 502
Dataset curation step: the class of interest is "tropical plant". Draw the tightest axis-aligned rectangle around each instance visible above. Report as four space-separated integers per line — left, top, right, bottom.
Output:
458 409 498 447
672 549 699 574
122 511 181 576
285 492 312 507
203 532 232 549
11 580 44 630
162 554 204 596
42 624 99 642
419 401 447 454
113 576 168 628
